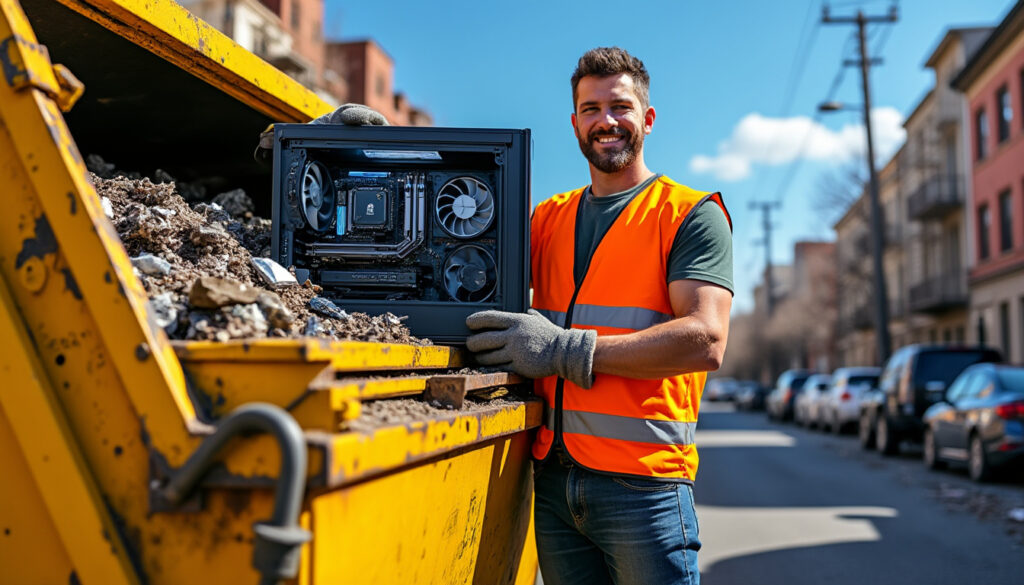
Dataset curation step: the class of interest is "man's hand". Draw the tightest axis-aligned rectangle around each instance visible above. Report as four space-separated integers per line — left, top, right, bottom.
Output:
310 103 389 126
255 104 389 162
466 310 597 389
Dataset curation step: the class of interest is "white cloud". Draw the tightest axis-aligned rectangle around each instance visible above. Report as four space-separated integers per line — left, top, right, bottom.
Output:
689 107 906 181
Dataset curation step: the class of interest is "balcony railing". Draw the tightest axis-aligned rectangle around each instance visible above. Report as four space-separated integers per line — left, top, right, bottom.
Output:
908 271 967 314
907 174 964 221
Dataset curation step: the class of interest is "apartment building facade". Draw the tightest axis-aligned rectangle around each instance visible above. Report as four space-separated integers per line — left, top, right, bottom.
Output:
954 1 1024 363
833 26 994 367
903 28 991 345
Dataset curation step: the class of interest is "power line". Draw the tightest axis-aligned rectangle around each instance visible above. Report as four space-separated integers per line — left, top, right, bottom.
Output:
770 51 851 204
745 1 822 200
821 1 899 364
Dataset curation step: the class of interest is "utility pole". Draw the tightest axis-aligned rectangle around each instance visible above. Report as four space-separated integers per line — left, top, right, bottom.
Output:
822 3 898 365
750 201 781 317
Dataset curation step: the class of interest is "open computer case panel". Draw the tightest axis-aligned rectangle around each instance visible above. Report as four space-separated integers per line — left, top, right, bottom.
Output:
271 125 531 343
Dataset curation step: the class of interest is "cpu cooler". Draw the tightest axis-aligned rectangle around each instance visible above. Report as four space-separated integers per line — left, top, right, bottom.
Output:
271 125 530 342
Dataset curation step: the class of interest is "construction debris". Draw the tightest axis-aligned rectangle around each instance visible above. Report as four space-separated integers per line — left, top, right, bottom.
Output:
95 169 424 345
251 257 298 288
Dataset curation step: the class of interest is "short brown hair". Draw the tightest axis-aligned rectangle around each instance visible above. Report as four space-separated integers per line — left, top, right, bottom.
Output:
571 47 650 111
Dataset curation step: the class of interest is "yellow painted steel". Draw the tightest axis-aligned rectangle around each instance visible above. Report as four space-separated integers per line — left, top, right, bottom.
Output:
322 402 543 488
53 0 331 122
0 0 198 460
0 405 76 583
0 0 540 582
0 277 138 585
304 434 539 585
175 338 466 371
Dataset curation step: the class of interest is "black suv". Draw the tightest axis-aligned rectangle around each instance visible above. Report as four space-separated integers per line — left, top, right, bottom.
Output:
861 345 1002 455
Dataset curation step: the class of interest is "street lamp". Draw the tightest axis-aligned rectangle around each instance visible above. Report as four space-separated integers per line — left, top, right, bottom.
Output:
819 97 893 365
817 101 862 112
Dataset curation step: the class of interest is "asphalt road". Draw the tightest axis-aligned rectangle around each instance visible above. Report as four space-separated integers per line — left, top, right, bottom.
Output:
694 403 1024 585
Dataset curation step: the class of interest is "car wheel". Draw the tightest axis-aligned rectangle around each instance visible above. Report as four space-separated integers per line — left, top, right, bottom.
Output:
968 434 994 483
859 412 875 450
923 428 946 470
876 416 899 456
831 411 842 435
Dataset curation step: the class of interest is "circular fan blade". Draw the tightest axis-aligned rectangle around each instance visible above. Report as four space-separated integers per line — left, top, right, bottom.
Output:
436 176 495 238
300 161 335 232
443 245 497 302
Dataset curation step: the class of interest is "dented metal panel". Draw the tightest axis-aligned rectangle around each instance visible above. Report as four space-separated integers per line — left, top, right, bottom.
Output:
0 0 539 582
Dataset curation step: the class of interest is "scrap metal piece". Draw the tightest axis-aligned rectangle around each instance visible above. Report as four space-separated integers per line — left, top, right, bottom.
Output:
425 372 523 409
251 257 297 288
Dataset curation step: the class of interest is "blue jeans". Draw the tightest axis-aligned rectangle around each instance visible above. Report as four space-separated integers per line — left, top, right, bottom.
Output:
534 449 701 585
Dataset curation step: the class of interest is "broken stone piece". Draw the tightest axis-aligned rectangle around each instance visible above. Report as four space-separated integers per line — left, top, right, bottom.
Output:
100 196 114 219
188 276 260 309
212 188 254 218
189 224 228 247
131 253 171 276
256 291 294 330
230 303 268 334
149 292 179 335
251 257 298 288
309 296 349 321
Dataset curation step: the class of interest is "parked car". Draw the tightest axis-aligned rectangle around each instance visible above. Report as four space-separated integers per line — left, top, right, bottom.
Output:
767 369 812 421
795 374 832 428
736 381 769 411
705 377 739 402
861 345 1003 455
822 367 881 434
923 363 1024 482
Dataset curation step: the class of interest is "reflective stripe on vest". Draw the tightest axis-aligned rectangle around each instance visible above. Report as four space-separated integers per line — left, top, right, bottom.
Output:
544 408 697 446
536 304 675 331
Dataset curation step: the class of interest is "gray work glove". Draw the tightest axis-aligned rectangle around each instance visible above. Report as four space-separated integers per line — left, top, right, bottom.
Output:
466 309 597 389
309 103 390 126
255 104 389 162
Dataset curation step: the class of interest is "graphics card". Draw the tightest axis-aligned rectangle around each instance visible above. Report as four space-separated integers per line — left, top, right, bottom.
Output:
271 125 530 342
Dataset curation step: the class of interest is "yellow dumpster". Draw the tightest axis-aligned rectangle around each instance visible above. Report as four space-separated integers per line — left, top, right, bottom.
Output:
0 0 539 583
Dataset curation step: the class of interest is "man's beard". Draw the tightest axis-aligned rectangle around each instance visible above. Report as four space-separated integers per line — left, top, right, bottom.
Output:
577 127 643 173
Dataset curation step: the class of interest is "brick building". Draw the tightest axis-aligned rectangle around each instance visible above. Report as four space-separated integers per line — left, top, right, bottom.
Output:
325 40 433 126
954 0 1024 363
179 0 432 124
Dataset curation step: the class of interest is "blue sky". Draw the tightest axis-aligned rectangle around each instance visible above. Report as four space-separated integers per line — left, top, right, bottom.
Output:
323 0 1015 312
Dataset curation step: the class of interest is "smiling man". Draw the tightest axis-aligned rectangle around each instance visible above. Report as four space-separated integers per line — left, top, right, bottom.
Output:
465 47 733 585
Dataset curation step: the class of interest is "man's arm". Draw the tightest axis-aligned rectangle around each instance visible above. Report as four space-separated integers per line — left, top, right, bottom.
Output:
592 279 732 379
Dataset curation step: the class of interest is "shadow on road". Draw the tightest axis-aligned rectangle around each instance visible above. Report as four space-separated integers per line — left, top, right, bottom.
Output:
692 408 1024 585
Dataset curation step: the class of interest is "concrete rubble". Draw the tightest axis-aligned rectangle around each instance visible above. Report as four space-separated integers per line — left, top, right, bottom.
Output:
92 161 424 345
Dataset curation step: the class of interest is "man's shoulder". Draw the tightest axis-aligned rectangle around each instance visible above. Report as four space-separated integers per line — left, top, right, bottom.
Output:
542 186 588 205
534 186 587 217
652 175 714 200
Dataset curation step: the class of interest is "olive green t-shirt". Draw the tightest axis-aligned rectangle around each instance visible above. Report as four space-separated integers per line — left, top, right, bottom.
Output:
573 174 733 293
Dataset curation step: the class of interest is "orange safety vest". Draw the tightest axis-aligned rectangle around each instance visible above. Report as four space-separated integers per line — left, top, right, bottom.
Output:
530 175 731 481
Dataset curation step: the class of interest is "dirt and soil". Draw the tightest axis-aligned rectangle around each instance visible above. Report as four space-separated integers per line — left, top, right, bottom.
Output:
91 159 530 426
348 394 528 432
93 166 423 345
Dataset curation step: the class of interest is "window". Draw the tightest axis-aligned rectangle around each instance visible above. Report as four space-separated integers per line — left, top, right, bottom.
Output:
1021 68 1024 129
999 189 1014 252
997 85 1013 142
978 204 991 260
1002 301 1012 358
975 108 989 160
946 370 973 402
977 314 987 346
